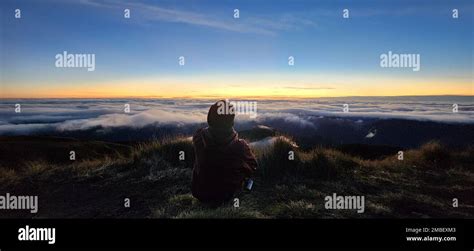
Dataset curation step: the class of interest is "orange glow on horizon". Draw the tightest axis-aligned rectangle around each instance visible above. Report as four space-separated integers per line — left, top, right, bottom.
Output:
2 79 472 99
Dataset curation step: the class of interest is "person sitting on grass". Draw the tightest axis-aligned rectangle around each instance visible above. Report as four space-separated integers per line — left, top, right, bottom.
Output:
192 100 258 206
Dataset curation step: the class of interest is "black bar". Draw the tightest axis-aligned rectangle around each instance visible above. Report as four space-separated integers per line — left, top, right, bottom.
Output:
0 219 472 250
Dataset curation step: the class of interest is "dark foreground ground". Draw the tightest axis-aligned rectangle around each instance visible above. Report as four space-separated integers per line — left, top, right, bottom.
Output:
0 132 473 218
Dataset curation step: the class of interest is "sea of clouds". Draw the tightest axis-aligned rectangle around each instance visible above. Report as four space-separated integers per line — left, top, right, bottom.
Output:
0 97 473 136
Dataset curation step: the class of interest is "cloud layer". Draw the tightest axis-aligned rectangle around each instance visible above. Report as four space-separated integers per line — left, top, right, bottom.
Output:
1 97 473 135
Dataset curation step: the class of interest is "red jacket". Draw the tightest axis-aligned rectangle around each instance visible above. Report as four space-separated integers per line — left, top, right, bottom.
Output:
191 127 257 203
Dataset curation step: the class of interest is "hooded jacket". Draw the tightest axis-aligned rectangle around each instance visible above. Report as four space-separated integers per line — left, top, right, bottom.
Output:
191 127 257 203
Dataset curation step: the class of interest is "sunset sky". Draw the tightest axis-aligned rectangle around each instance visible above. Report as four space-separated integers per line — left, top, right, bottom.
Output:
1 0 473 98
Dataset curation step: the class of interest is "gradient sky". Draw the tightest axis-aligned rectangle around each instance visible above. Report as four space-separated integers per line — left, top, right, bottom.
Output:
1 0 473 98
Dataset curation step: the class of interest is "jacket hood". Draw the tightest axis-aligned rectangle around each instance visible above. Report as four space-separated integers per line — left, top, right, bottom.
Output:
202 126 238 147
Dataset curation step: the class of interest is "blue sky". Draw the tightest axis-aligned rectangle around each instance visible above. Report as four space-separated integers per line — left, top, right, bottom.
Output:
1 0 473 98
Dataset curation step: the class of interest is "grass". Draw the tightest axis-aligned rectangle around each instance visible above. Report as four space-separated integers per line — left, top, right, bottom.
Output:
0 137 472 218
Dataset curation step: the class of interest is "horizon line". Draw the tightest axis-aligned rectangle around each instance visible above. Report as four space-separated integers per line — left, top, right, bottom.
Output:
2 94 473 100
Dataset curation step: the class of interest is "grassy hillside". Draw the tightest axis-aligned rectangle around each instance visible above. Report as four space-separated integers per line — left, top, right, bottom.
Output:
0 136 473 218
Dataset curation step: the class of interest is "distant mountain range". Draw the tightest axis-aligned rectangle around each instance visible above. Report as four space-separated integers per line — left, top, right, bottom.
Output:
262 117 474 149
9 116 472 152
